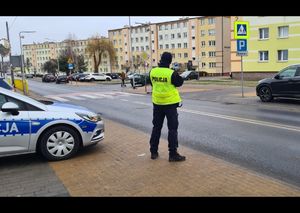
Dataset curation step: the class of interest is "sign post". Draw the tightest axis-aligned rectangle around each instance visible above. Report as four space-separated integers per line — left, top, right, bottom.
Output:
234 21 249 98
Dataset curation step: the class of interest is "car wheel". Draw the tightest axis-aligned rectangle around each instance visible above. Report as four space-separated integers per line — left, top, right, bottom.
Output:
106 78 111 81
39 126 80 161
259 86 273 102
90 78 95 82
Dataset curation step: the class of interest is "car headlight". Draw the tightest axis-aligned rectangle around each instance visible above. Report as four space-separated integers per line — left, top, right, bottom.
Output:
76 112 102 122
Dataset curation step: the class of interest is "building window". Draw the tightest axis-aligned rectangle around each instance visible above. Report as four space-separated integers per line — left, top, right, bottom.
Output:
165 34 168 40
171 44 175 49
278 26 289 38
278 50 288 61
171 34 175 39
184 53 188 58
184 32 188 38
177 43 182 48
183 22 187 27
160 45 163 49
259 51 269 61
136 38 139 42
141 46 144 51
191 25 195 29
177 23 180 28
259 28 269 39
201 30 205 37
140 28 143 33
159 35 163 40
208 40 216 46
209 51 216 57
159 25 162 31
145 37 148 42
192 57 196 60
165 24 169 30
201 41 206 47
171 24 174 29
177 33 181 38
135 29 138 33
165 44 169 49
192 47 195 50
184 43 188 48
146 46 149 50
140 37 144 42
209 62 216 68
208 29 215 36
125 42 127 46
136 46 139 51
202 52 206 57
119 39 121 45
208 18 216 25
172 53 175 59
202 62 206 67
178 53 182 58
192 36 195 40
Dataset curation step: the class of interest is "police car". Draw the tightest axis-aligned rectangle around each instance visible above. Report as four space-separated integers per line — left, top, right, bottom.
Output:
0 87 104 161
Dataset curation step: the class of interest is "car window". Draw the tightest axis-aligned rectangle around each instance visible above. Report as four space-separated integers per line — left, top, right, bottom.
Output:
279 67 297 78
5 95 43 111
0 94 6 108
295 67 300 77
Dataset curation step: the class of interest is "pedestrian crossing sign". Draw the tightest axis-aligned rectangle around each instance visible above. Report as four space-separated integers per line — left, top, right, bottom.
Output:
234 21 249 39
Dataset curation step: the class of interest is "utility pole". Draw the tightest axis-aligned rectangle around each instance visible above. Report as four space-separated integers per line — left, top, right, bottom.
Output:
6 21 15 88
128 16 135 88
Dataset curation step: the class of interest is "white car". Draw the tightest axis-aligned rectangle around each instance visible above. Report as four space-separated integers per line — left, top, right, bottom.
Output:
83 73 112 82
0 88 105 161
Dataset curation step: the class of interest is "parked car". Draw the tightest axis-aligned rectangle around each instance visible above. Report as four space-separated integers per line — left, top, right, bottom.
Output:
42 74 56 82
130 73 150 87
106 73 120 79
56 75 69 84
256 64 300 102
25 74 34 78
0 78 13 91
81 73 112 82
0 87 104 161
180 71 199 80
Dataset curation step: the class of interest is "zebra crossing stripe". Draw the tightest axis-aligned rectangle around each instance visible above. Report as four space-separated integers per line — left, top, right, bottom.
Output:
48 96 69 102
79 94 100 99
68 96 86 100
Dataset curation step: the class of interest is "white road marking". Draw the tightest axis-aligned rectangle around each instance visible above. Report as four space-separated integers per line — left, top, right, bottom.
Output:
47 96 69 102
67 96 85 100
130 101 300 133
79 94 99 99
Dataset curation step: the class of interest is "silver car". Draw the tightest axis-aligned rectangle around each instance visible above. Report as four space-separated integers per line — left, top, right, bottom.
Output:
0 88 104 161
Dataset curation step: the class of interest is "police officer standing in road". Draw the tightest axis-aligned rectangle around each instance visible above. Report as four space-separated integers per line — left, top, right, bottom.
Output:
149 52 186 162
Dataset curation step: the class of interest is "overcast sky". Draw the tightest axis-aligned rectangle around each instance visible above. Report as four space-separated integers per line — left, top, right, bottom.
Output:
0 16 191 56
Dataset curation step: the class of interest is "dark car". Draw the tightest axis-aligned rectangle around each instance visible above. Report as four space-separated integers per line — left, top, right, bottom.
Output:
180 71 199 80
130 73 150 87
42 74 56 82
256 64 300 102
56 75 69 84
0 78 13 90
106 73 120 79
25 73 34 78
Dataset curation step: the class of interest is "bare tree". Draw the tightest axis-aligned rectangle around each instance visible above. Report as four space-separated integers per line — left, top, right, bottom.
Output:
87 35 116 73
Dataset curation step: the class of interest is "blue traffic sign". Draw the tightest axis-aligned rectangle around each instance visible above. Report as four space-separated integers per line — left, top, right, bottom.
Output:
68 63 74 70
237 39 247 52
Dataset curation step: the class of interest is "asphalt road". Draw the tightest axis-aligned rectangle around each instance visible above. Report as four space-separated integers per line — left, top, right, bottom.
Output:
28 79 300 188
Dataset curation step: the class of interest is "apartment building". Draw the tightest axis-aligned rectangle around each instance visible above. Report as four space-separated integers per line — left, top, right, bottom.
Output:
23 38 111 74
230 16 300 80
109 16 231 75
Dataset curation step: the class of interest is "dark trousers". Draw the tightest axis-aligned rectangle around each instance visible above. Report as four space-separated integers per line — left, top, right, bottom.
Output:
149 103 179 154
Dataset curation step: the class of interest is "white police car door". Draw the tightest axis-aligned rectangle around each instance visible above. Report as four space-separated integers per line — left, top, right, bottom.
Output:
0 93 30 155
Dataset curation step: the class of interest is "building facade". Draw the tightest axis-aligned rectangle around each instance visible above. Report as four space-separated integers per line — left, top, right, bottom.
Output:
109 16 231 75
230 16 300 80
23 38 111 74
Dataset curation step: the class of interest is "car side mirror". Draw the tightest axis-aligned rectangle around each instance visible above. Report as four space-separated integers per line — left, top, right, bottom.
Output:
1 102 20 116
274 75 280 80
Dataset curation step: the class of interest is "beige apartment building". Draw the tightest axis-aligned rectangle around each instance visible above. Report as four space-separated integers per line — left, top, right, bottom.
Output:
109 16 231 75
23 38 111 74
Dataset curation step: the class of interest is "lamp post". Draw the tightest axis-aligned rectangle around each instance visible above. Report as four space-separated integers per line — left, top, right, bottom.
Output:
45 38 60 74
19 31 36 95
135 22 152 93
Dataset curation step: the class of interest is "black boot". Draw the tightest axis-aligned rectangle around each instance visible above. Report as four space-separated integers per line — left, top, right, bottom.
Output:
151 152 159 160
169 152 186 162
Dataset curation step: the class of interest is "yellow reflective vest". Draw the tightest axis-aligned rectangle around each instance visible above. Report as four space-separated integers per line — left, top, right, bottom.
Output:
150 67 181 105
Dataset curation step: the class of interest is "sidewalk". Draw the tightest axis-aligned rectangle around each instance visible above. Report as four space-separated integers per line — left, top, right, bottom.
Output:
49 119 300 196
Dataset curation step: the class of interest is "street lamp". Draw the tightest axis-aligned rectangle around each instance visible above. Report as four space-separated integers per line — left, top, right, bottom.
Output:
19 31 36 95
45 38 60 73
135 22 152 93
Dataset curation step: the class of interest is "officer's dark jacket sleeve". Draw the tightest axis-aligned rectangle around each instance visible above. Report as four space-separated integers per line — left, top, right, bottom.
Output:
171 71 184 87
